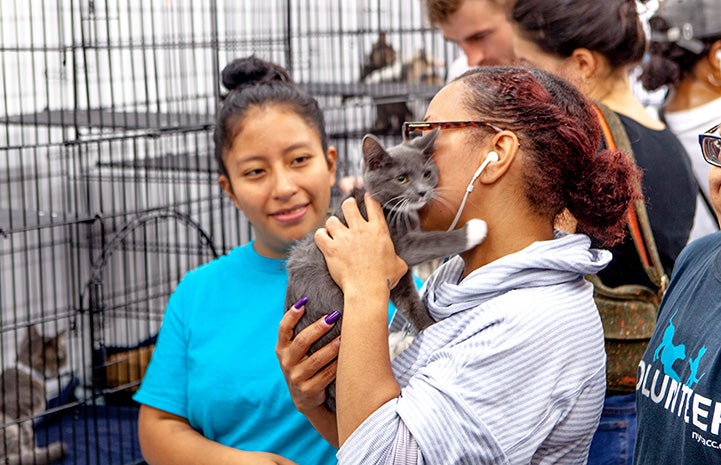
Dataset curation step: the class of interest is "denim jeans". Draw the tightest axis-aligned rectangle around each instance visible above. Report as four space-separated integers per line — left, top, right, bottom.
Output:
587 393 636 465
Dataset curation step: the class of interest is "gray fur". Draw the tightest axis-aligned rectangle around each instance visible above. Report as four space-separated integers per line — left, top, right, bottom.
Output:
285 128 487 411
0 326 68 465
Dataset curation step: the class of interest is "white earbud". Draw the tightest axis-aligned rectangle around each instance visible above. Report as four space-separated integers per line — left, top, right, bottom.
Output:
467 152 499 189
447 151 499 231
715 50 721 67
467 152 499 190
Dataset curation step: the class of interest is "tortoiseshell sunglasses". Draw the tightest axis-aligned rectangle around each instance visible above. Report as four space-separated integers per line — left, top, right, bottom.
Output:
402 121 503 142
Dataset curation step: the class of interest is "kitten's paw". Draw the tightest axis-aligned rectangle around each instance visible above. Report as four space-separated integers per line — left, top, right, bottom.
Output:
389 331 415 360
464 219 488 248
45 441 67 461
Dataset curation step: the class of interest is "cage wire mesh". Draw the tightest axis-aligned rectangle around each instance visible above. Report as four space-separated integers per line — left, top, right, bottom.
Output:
0 1 456 463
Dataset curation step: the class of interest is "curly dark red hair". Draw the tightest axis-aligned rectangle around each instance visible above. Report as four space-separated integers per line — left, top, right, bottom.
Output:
456 66 642 246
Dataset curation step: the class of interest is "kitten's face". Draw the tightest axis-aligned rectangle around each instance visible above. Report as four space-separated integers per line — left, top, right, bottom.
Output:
361 129 439 214
19 326 68 376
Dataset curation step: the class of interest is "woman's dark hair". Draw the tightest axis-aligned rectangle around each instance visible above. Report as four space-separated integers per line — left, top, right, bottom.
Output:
641 16 721 91
213 55 328 177
456 66 642 246
510 0 647 69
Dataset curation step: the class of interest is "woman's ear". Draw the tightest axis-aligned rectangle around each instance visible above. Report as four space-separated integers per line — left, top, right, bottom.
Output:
570 48 598 82
326 146 338 187
477 131 519 184
219 175 241 210
707 41 721 72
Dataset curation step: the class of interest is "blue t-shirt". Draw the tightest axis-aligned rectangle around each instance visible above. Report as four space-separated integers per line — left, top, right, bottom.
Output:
635 232 721 464
134 242 338 465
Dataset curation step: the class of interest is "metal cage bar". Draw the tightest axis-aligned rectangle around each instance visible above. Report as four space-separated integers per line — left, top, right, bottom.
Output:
0 1 454 463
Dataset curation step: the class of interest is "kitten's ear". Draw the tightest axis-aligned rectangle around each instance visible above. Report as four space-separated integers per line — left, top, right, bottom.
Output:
413 127 440 157
24 325 43 348
28 325 41 339
362 134 389 170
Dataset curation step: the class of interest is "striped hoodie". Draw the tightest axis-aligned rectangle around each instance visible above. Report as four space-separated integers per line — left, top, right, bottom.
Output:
337 233 609 465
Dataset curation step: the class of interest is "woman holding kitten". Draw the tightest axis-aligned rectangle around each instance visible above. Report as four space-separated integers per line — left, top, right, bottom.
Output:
133 55 340 465
278 66 642 464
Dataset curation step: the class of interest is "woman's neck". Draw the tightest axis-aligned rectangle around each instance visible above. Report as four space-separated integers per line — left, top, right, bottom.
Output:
588 71 664 129
460 210 554 279
665 73 721 112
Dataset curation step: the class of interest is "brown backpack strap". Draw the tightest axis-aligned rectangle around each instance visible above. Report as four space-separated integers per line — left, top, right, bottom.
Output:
592 103 669 295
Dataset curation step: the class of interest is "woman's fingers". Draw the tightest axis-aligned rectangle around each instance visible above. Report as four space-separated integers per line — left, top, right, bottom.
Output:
362 192 387 225
276 299 341 411
276 299 307 355
277 301 340 367
293 338 340 390
339 196 364 227
314 192 407 294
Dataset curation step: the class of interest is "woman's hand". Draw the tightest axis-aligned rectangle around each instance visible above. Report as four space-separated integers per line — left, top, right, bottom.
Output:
276 303 340 412
314 193 405 444
314 193 407 296
276 301 340 446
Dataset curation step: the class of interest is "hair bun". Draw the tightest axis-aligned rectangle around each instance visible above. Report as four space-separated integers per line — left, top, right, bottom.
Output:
221 55 292 92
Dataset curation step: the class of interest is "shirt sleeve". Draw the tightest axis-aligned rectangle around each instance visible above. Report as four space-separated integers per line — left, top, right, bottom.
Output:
385 420 420 465
337 399 421 465
132 278 190 418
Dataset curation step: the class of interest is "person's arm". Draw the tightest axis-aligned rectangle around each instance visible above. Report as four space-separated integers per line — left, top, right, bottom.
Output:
314 194 407 445
276 304 341 446
138 405 297 465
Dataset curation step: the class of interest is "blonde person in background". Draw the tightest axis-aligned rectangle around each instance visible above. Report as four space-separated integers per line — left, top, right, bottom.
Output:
421 0 516 69
640 0 721 241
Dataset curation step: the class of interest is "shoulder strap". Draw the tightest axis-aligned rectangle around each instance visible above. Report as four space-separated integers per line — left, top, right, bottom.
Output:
592 103 669 294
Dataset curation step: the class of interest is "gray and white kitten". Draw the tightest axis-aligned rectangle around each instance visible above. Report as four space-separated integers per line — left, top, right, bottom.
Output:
0 326 68 465
285 128 487 411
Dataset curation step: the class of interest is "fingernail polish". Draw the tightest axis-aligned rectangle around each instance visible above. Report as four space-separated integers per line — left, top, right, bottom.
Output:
294 296 308 309
324 310 341 325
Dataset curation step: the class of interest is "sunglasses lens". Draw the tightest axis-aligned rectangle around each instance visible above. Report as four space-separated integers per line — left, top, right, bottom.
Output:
701 136 721 167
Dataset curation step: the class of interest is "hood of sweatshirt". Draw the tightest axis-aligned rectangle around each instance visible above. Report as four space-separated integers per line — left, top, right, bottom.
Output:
423 232 611 322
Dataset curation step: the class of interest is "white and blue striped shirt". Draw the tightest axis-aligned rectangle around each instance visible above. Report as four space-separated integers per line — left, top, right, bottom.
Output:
338 233 608 465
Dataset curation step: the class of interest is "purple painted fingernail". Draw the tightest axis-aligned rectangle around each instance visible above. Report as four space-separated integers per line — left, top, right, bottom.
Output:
324 310 342 325
294 296 308 309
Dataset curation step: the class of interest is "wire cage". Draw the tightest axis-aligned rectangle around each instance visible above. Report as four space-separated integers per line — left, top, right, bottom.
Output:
1 1 456 464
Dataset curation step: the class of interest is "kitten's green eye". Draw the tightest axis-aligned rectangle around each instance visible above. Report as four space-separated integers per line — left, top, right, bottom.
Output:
396 175 408 184
423 170 432 179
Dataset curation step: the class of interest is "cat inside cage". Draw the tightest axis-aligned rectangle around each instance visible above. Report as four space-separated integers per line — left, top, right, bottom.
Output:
0 326 68 465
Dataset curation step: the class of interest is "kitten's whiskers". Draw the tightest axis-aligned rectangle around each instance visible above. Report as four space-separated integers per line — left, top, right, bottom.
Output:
430 188 456 211
384 195 415 231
